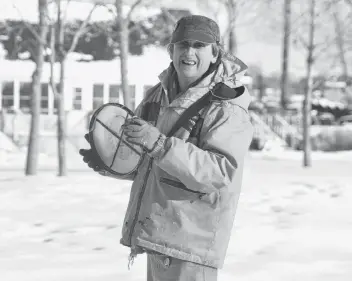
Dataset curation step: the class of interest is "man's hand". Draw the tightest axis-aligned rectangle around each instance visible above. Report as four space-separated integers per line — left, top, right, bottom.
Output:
122 117 161 152
79 133 106 175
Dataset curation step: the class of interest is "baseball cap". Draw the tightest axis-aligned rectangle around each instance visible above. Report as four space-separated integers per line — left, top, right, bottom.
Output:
170 15 220 44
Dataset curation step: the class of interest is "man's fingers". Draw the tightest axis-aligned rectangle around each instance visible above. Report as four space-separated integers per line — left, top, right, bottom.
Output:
98 170 107 176
126 137 142 146
123 124 145 134
128 116 144 123
124 117 146 127
124 130 145 138
79 148 90 156
93 166 101 172
83 155 90 163
84 133 90 143
80 145 103 173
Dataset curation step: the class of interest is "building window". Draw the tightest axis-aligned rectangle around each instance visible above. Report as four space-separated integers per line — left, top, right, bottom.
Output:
73 87 82 110
110 85 136 109
20 82 31 113
93 84 104 110
53 84 60 114
109 84 119 103
1 81 14 110
41 83 49 114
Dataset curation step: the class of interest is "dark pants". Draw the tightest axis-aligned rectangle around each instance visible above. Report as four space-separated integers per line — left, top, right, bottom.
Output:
147 253 218 281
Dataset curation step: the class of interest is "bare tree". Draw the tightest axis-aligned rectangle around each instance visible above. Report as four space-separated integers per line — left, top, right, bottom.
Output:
287 0 349 166
82 0 147 110
115 0 144 110
13 0 96 176
49 0 97 176
332 1 349 81
116 0 129 109
221 0 242 54
344 0 352 6
302 0 316 167
280 0 291 109
196 0 261 55
25 0 49 175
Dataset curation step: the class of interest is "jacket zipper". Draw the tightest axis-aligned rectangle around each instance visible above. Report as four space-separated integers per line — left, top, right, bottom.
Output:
128 158 154 245
159 177 206 195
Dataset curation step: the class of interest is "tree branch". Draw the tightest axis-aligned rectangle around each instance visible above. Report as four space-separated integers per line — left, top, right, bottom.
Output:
62 0 73 24
161 8 177 25
344 0 352 7
127 0 144 22
128 19 148 34
66 4 97 55
313 56 341 88
11 2 48 47
23 37 39 60
196 0 222 22
2 20 13 34
313 36 338 60
102 3 117 17
49 24 59 99
295 34 309 49
222 1 237 39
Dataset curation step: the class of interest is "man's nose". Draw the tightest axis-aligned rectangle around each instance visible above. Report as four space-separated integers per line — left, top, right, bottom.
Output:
185 46 196 55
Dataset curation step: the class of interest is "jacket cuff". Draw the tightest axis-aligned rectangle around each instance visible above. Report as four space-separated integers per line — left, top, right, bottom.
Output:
148 134 170 159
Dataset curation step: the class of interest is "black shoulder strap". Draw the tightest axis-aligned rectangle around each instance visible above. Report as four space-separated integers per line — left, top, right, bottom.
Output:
213 83 244 100
166 90 212 137
166 83 244 138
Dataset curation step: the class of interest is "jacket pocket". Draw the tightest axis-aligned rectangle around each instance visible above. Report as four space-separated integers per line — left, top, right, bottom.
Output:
159 177 206 195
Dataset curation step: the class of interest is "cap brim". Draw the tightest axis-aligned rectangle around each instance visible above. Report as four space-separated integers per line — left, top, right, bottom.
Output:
170 31 215 44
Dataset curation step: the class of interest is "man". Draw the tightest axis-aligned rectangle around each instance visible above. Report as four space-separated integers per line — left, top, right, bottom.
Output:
80 15 253 281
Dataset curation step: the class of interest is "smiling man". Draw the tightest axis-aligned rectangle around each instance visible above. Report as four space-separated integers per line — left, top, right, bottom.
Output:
173 40 217 91
80 15 253 281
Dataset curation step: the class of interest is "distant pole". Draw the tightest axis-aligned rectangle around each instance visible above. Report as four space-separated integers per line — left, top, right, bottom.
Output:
280 0 291 110
116 0 131 109
25 0 49 175
303 0 316 167
227 0 237 55
333 5 349 82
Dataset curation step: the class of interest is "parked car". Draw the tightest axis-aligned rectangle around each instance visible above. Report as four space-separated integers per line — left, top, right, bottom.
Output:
250 122 267 150
336 115 352 126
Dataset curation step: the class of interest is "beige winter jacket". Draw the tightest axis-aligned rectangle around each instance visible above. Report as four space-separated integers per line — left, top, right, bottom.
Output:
119 55 253 269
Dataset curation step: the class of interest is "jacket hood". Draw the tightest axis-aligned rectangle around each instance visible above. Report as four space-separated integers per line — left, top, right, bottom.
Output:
158 53 252 111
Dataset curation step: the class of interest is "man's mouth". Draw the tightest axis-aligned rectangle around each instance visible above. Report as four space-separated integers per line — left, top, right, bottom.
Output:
181 59 196 66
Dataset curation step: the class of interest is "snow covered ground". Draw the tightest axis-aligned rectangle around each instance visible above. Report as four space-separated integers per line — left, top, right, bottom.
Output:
1 149 352 281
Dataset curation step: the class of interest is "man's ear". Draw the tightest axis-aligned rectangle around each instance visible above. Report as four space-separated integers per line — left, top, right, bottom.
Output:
211 47 219 63
167 44 174 60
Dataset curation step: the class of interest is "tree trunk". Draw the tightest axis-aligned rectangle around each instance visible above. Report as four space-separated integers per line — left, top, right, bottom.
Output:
57 58 67 176
280 0 291 109
0 108 5 132
56 0 67 176
25 0 48 175
116 0 131 109
333 6 348 82
258 73 265 101
227 0 237 55
303 0 316 168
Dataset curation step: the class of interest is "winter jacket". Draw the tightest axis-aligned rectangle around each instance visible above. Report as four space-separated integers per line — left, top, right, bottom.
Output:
119 55 254 269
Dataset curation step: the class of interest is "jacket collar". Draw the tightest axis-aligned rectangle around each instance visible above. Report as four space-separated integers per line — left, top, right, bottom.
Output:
158 54 252 111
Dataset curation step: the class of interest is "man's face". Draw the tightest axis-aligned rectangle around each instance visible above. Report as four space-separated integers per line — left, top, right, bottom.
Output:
172 40 217 86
